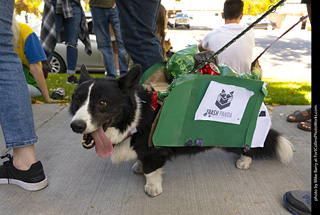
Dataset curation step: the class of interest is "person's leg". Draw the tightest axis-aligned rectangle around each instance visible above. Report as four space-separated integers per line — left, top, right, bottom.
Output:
91 7 117 78
109 7 128 76
47 0 63 61
306 3 311 25
116 0 164 73
0 0 37 170
12 145 37 171
0 0 47 192
63 2 82 78
28 84 43 98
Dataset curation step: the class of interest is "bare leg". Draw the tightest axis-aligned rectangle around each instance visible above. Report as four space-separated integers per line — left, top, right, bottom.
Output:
12 144 37 171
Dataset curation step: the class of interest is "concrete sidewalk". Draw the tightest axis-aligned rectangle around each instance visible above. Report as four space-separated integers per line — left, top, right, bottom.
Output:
0 104 311 215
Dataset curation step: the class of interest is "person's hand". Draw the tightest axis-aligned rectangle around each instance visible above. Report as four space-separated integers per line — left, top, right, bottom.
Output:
45 98 64 103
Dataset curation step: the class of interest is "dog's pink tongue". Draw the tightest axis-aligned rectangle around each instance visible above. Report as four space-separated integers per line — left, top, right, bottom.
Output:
91 126 113 158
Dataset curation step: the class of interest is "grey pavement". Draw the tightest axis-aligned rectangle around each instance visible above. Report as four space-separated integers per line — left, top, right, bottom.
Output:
0 104 311 215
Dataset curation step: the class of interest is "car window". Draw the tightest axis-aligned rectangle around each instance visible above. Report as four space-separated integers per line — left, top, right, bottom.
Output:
176 13 188 18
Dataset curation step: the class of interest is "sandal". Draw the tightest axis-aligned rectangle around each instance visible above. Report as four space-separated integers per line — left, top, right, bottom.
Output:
287 108 311 122
297 119 311 132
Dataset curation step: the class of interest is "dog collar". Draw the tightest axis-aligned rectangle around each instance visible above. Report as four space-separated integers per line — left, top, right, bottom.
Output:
138 96 147 104
123 127 137 141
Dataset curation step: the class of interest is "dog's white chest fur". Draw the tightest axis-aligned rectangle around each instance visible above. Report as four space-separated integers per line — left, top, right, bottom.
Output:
106 95 141 163
111 137 137 163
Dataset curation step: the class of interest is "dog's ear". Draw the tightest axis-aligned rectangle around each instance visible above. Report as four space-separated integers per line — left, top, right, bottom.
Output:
79 64 93 84
117 64 142 93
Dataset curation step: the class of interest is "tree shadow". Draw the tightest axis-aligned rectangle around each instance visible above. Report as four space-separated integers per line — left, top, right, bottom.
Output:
254 35 311 69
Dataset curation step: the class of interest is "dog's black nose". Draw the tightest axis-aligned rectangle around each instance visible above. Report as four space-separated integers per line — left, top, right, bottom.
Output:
70 120 87 133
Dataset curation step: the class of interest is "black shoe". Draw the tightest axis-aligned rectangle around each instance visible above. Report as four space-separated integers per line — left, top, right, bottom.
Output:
67 75 79 85
0 154 48 191
283 190 312 215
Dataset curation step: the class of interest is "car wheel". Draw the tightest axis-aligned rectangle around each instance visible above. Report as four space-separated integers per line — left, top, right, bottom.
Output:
267 25 273 31
51 52 66 73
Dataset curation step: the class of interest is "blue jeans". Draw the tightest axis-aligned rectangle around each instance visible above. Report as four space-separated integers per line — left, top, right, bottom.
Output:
0 0 38 148
48 0 82 75
90 6 128 78
116 0 164 73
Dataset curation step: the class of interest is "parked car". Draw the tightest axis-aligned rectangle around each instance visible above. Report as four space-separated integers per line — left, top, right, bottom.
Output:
174 13 190 29
255 19 277 30
245 18 277 30
241 15 256 26
32 12 105 73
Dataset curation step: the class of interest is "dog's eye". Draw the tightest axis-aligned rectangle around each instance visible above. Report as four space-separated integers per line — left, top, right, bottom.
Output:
99 100 107 107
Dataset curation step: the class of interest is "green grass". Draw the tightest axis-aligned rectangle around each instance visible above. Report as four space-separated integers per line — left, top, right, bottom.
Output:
263 78 311 105
34 74 311 106
32 73 105 104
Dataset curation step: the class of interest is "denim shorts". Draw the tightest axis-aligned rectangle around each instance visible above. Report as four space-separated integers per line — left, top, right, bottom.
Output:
0 0 38 148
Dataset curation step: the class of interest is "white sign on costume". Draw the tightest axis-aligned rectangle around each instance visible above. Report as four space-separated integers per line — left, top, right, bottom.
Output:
194 81 271 148
195 81 254 125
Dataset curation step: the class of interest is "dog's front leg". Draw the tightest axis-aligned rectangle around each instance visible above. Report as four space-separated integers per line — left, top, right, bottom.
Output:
144 168 163 197
132 160 143 174
236 154 252 170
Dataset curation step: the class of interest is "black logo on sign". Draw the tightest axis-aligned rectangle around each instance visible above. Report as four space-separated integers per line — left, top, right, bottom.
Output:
215 89 234 110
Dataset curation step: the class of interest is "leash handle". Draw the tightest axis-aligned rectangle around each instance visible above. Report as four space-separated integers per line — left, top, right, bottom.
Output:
252 15 309 64
192 0 287 73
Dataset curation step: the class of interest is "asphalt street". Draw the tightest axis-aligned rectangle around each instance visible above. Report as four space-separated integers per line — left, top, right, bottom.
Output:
166 27 311 82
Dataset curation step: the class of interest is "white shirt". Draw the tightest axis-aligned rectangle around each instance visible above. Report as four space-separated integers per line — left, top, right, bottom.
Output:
202 23 255 74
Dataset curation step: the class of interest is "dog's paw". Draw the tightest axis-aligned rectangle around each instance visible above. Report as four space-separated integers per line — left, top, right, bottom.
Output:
236 155 252 170
132 161 143 174
145 183 163 197
144 168 163 197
